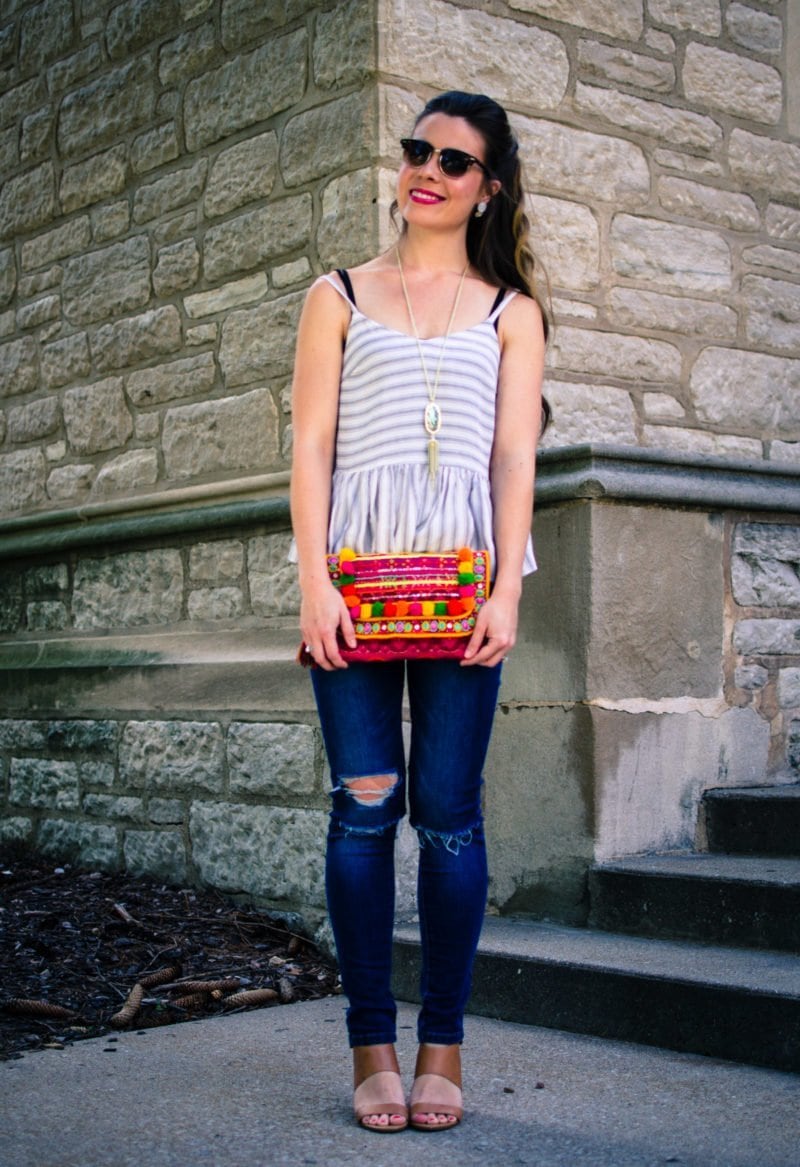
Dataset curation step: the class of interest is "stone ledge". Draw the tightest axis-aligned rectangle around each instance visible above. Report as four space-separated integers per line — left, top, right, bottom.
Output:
537 444 800 514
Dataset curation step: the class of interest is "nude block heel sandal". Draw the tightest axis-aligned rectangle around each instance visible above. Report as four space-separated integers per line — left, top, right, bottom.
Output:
352 1044 409 1134
409 1043 464 1132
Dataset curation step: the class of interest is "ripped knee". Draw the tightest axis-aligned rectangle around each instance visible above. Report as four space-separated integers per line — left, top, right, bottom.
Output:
340 771 400 808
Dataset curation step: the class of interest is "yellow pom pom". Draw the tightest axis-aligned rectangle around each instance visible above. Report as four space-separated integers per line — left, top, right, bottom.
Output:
421 601 435 617
338 547 356 564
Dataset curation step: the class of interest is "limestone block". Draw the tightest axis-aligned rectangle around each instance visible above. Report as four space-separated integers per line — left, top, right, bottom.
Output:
218 292 304 386
20 217 91 271
0 817 33 848
204 132 278 218
508 0 642 38
0 449 46 511
611 215 731 292
778 669 800 709
203 195 311 283
735 665 768 691
684 43 782 125
726 3 782 53
771 441 800 465
123 829 187 883
10 758 79 811
187 586 244 620
19 267 62 298
63 378 133 455
7 397 60 443
657 177 759 231
135 414 159 440
654 151 723 179
91 449 159 497
19 0 74 70
163 387 278 479
515 118 649 206
25 563 69 596
317 169 378 270
730 130 800 202
0 720 49 751
0 162 57 241
540 381 638 447
120 720 224 792
84 795 144 821
93 201 131 240
577 40 675 91
220 0 315 50
734 619 800 656
767 203 800 242
159 23 217 87
382 2 569 110
314 0 375 88
183 29 306 151
133 159 208 225
190 801 327 907
528 196 599 291
37 818 119 869
189 540 243 582
642 393 686 422
149 798 184 824
47 42 103 94
0 337 37 397
106 0 180 59
62 237 150 326
130 123 180 175
16 294 60 330
248 533 301 617
272 258 311 289
743 276 800 354
227 721 316 797
92 307 182 373
0 569 22 630
26 600 68 631
57 57 157 159
641 426 761 461
691 348 800 437
548 326 681 382
184 274 267 318
47 463 95 501
281 93 373 187
732 523 800 607
153 239 200 297
20 107 54 165
574 84 722 152
186 324 217 346
647 0 721 35
60 146 128 215
0 249 15 307
0 79 43 132
73 548 183 630
127 352 215 407
47 719 119 756
742 245 800 277
609 288 737 340
593 706 769 859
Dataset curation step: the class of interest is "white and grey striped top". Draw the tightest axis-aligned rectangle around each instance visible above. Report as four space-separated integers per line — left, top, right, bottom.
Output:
298 273 537 575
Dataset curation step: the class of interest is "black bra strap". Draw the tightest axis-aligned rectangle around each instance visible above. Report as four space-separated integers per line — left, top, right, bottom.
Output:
336 268 356 307
490 287 506 330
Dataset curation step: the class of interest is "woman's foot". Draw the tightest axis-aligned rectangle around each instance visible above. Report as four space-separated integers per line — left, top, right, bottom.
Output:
409 1042 463 1131
352 1043 409 1133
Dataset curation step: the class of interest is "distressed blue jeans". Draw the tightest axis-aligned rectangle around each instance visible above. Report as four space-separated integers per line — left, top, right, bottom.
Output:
311 658 502 1048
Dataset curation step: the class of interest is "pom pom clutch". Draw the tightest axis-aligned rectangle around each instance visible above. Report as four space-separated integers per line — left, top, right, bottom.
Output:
299 547 490 664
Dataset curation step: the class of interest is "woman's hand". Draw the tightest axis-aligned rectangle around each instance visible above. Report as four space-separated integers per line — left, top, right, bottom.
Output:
461 585 519 668
300 577 357 670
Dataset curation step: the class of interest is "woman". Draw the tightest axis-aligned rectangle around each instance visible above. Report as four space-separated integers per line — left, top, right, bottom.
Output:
290 91 547 1133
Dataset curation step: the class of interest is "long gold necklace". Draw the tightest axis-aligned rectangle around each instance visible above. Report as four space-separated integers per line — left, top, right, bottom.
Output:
396 247 469 482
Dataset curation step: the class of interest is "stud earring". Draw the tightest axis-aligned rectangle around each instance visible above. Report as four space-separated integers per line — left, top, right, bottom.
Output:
474 200 488 218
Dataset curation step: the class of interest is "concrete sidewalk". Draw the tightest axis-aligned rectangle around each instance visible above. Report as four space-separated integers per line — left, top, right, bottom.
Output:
1 998 797 1167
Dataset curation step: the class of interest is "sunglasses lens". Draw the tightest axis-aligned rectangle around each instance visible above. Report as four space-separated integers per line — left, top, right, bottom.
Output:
439 149 471 177
401 139 431 167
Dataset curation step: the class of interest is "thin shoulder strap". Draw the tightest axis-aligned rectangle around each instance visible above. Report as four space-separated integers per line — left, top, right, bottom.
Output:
336 268 357 307
488 287 517 330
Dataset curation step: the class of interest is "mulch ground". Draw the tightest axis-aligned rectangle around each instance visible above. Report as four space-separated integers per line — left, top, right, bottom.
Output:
0 857 340 1062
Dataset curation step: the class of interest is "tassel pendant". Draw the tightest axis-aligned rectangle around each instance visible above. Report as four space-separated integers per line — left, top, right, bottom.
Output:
427 436 439 482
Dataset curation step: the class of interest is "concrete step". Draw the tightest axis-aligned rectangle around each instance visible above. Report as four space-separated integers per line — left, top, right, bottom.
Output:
703 784 800 856
587 853 800 952
392 915 800 1072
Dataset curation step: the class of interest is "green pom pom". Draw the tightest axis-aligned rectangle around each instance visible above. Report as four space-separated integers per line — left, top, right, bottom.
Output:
457 571 475 585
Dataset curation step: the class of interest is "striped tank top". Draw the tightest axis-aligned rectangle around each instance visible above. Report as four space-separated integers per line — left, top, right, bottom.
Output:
308 271 536 575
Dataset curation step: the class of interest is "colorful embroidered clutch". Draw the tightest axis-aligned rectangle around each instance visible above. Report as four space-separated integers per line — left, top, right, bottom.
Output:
308 547 490 663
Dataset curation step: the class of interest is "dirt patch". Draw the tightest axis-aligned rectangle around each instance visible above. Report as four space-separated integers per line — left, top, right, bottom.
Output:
0 858 339 1062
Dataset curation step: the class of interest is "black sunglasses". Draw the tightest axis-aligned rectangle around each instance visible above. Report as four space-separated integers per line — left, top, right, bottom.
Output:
400 138 491 179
